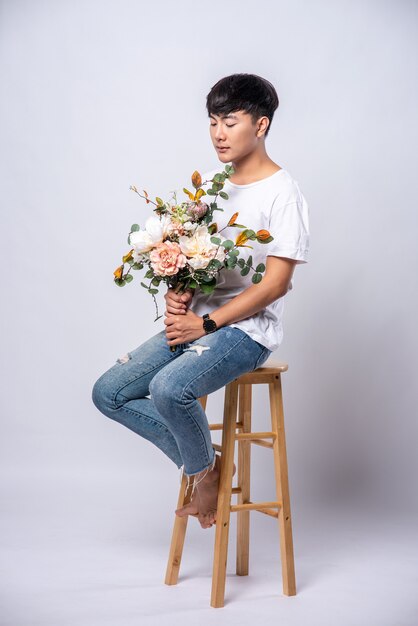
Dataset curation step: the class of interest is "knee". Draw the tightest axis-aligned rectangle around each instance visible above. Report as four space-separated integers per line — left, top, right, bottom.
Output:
91 373 114 415
149 372 180 409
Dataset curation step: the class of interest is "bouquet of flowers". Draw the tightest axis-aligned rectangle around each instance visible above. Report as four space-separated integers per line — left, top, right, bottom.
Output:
113 164 273 351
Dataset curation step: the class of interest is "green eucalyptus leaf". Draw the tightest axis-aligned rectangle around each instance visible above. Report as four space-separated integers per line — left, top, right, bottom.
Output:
200 282 216 294
252 273 262 284
240 266 250 276
255 263 265 273
131 224 140 232
125 274 134 283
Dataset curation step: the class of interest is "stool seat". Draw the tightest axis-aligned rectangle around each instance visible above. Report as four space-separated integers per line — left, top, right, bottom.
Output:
165 357 296 608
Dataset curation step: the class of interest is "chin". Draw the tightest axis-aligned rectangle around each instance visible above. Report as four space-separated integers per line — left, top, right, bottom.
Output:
217 153 232 162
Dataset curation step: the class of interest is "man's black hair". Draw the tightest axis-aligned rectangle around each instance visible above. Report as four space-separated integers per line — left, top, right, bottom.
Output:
206 73 279 138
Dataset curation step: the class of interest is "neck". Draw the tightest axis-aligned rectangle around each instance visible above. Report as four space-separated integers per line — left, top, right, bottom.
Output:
229 148 280 184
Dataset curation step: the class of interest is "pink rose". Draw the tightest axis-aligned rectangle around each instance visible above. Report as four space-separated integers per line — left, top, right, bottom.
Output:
149 240 187 276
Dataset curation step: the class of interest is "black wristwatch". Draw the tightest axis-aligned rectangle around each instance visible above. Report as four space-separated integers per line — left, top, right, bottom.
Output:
202 313 217 334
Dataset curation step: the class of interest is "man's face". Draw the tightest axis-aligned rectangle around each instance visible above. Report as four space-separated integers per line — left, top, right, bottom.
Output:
209 110 263 163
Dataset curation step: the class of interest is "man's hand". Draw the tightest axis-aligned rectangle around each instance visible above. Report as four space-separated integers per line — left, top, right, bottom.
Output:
164 287 204 346
164 287 194 316
164 308 206 347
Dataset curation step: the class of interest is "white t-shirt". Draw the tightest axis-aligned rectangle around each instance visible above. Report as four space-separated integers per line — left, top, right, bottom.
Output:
188 166 310 351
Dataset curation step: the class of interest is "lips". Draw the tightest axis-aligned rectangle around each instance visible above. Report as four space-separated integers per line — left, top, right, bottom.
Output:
217 146 229 150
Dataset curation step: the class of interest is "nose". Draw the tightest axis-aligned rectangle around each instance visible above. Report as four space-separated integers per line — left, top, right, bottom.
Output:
214 125 227 142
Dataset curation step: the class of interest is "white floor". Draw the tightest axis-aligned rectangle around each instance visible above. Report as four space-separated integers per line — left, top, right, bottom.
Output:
1 469 417 626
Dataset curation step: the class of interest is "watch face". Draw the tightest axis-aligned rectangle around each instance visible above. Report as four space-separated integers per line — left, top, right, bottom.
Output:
203 318 217 333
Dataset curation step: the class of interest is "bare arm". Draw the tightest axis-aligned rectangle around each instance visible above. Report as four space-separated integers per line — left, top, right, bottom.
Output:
209 256 296 328
163 256 297 346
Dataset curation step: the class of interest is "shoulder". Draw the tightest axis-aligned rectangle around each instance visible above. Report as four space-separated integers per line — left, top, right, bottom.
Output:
271 169 306 207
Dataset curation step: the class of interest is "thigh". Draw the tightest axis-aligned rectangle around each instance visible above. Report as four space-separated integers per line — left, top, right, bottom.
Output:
149 326 271 402
93 329 188 404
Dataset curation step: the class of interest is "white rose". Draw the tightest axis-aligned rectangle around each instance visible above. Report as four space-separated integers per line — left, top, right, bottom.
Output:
129 214 172 254
178 225 224 257
188 254 211 270
129 230 154 254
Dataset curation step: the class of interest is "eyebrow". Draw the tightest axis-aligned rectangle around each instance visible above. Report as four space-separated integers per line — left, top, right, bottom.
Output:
209 113 239 120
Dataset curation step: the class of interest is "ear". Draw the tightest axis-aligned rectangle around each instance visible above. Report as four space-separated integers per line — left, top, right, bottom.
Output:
256 116 270 137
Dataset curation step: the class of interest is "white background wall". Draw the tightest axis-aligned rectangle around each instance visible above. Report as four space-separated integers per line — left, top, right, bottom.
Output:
1 1 417 624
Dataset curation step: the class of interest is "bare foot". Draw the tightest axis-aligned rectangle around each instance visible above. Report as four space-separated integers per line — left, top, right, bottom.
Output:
175 456 219 522
175 455 236 529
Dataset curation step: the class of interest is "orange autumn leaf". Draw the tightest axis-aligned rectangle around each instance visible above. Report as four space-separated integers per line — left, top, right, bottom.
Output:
191 170 202 189
113 265 124 280
183 187 195 201
235 231 249 246
227 212 239 227
123 249 133 263
256 229 271 240
195 187 206 201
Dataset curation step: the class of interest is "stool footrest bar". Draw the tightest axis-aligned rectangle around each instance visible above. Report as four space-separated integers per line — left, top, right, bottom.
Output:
230 500 282 512
209 421 243 431
235 431 277 441
251 439 274 449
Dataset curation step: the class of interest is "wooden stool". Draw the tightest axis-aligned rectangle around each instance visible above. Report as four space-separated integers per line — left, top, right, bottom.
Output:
164 359 296 608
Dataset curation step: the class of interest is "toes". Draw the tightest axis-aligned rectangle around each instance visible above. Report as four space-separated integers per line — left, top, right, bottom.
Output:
198 511 216 528
175 504 195 517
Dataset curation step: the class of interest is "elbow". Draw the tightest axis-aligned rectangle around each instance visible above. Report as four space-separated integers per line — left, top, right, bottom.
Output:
266 282 289 301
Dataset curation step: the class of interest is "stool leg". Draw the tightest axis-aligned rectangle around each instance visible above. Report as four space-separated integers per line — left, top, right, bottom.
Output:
164 473 193 585
269 374 296 596
236 383 252 576
211 379 239 608
164 395 208 586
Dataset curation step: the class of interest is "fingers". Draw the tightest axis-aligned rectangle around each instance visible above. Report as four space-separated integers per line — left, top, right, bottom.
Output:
165 288 193 313
165 304 186 315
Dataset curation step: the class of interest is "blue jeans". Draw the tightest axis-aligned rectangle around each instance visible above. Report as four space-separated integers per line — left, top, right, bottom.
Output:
91 326 272 477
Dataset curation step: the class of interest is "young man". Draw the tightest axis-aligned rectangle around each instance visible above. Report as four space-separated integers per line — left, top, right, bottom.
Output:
165 74 309 526
92 73 309 530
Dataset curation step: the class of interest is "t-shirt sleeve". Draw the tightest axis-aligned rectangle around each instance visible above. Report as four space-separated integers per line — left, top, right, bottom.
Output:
265 191 310 265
